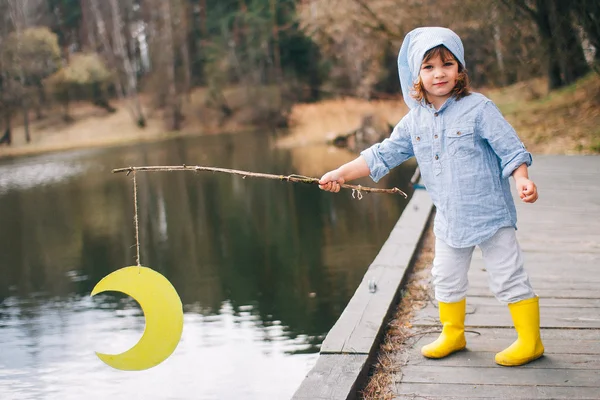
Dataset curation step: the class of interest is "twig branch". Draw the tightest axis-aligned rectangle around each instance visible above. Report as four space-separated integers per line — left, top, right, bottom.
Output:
112 165 408 198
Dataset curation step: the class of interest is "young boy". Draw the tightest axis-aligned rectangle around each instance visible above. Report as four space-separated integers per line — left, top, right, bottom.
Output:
319 27 544 366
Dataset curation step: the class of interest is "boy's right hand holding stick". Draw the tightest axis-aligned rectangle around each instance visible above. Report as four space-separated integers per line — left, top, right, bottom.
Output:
318 156 371 193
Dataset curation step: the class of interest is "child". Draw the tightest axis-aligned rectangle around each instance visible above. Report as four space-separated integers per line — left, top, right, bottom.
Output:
319 27 544 367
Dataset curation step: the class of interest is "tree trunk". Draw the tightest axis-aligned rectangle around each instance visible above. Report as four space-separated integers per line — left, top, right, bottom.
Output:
90 2 127 105
492 5 507 86
536 0 563 90
161 0 182 130
91 0 146 127
179 0 192 100
0 112 12 146
109 0 146 127
511 0 591 90
35 82 45 120
79 0 92 50
63 90 71 122
22 100 30 143
547 0 589 85
198 0 207 36
6 0 32 142
269 0 282 85
572 0 600 63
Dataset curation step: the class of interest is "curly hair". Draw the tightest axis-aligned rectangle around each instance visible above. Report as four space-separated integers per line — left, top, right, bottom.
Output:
411 45 471 105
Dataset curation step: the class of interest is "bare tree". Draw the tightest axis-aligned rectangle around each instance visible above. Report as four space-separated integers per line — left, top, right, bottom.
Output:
492 4 507 86
90 0 146 127
176 0 192 100
160 0 182 130
572 0 600 65
500 0 590 90
6 0 31 142
269 0 282 85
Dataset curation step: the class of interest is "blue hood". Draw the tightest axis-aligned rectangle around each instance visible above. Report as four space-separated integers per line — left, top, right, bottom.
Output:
397 27 465 109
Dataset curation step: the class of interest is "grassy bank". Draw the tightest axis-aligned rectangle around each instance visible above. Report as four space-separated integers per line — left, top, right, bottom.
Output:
484 73 600 154
281 73 600 155
1 74 598 160
0 85 282 159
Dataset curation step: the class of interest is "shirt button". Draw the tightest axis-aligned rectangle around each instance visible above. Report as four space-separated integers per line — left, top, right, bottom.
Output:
434 134 438 139
435 155 439 160
416 136 421 141
457 131 461 135
434 112 439 117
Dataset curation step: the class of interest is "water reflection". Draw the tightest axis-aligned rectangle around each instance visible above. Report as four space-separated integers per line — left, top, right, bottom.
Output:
0 132 414 399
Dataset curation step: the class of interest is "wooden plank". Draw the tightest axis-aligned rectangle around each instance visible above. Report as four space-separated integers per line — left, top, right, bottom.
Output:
333 156 600 400
404 332 600 356
319 266 405 354
466 269 600 289
467 278 600 290
413 303 600 328
516 243 600 254
469 251 600 269
400 350 600 369
425 296 600 309
292 354 368 400
516 218 600 230
294 189 434 399
320 190 433 354
399 365 600 387
409 327 600 341
393 383 600 400
388 157 600 400
466 287 600 299
370 243 421 269
528 154 600 170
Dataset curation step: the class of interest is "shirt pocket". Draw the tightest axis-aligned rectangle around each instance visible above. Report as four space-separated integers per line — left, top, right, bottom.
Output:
445 125 475 159
412 127 432 164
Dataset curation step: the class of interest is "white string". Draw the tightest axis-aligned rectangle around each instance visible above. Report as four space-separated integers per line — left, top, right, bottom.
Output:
133 172 141 267
352 188 363 200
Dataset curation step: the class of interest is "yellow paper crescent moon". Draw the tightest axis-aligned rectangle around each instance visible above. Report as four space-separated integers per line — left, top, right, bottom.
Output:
91 266 184 371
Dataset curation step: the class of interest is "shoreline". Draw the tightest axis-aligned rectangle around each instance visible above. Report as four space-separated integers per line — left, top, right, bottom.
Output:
0 121 264 162
2 73 598 162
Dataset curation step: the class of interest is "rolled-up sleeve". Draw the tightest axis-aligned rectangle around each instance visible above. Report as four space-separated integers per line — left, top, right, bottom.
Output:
360 118 414 182
478 101 532 178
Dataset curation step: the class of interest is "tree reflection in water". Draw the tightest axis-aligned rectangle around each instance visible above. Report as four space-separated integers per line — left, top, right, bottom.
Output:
0 132 414 399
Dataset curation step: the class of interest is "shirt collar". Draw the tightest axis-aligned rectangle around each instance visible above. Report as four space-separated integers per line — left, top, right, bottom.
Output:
421 96 456 114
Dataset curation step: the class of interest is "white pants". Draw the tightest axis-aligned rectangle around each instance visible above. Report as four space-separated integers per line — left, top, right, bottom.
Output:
432 227 535 304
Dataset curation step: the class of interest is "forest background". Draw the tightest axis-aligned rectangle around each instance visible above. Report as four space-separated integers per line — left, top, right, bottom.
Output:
0 0 598 156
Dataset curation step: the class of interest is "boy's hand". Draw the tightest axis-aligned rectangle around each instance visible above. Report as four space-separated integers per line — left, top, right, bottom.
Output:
319 170 345 193
515 177 538 203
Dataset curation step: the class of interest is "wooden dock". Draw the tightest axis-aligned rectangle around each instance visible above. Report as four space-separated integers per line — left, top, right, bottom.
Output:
393 155 600 399
292 187 434 400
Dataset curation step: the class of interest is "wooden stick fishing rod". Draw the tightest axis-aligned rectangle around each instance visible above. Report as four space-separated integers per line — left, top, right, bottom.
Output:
112 165 408 198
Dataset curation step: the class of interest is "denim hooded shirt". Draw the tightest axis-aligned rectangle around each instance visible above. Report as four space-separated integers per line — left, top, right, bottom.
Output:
360 27 532 248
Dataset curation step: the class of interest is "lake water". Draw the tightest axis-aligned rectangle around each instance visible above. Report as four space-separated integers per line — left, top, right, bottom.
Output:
0 132 414 400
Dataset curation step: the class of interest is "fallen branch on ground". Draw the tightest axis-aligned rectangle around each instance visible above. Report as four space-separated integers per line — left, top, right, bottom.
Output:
112 165 408 198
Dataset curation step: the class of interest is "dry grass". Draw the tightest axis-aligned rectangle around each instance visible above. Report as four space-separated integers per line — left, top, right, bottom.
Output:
0 86 281 159
360 224 436 400
276 97 408 148
279 73 600 155
485 73 600 154
2 73 598 160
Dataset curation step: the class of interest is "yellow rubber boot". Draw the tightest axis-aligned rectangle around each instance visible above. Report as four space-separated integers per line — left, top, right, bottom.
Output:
495 296 544 366
421 299 467 359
